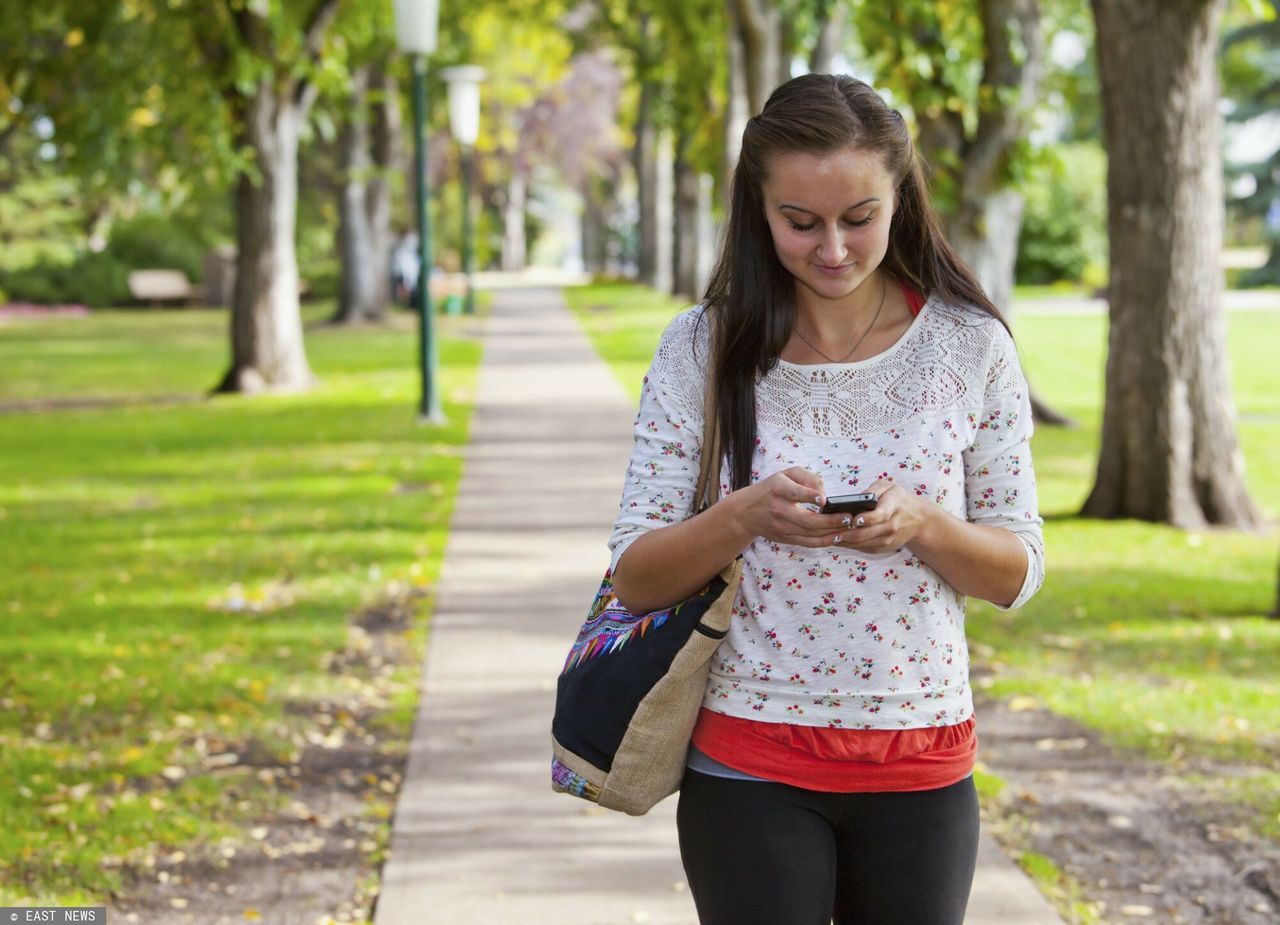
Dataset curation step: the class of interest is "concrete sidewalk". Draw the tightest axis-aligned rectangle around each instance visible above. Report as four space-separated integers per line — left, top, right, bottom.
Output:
373 287 1064 925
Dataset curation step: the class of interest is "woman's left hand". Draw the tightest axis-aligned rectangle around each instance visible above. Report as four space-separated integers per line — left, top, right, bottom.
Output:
835 479 935 554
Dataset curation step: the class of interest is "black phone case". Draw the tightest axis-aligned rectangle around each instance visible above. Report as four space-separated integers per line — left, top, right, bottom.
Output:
821 494 878 515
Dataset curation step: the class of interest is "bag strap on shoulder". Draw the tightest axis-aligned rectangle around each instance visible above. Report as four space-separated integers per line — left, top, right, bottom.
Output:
693 314 720 514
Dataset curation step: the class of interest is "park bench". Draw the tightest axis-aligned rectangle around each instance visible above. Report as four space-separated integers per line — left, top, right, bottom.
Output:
127 269 203 307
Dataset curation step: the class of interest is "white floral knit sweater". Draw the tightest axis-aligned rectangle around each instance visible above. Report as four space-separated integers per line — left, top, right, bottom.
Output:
608 299 1045 731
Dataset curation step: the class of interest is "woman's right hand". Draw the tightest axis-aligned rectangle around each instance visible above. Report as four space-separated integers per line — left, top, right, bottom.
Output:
725 467 853 548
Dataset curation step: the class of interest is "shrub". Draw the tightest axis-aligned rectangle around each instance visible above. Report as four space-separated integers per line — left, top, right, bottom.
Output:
105 214 208 282
0 253 131 307
1016 142 1108 288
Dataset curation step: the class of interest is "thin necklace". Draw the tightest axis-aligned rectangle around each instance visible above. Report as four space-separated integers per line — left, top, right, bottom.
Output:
793 275 887 364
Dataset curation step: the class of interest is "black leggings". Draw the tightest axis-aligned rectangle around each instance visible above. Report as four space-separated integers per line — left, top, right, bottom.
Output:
676 770 979 925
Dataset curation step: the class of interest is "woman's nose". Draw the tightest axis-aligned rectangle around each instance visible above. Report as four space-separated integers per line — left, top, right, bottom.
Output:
816 225 847 265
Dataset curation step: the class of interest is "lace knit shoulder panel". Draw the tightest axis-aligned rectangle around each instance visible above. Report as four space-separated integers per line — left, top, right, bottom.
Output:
648 305 712 429
607 308 711 572
757 297 1009 438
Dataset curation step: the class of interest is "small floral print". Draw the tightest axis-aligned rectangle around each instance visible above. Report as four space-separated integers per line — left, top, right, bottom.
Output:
811 592 837 617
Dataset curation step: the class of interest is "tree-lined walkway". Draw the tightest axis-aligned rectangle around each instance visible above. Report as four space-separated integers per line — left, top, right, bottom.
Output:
372 287 1063 924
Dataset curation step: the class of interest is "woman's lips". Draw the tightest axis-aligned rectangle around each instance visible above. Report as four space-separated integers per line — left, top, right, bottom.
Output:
813 262 853 277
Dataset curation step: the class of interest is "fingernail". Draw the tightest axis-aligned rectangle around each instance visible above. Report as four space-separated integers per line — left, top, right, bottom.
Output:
855 516 865 527
833 535 843 544
841 515 852 527
814 495 823 505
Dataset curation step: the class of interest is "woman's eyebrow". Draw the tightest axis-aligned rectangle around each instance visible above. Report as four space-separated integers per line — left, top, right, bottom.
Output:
778 197 879 215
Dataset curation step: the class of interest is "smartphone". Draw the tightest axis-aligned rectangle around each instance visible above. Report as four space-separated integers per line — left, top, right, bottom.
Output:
820 492 878 516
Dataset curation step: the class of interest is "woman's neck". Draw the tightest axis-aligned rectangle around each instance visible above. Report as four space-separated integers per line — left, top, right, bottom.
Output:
795 271 889 341
785 272 915 365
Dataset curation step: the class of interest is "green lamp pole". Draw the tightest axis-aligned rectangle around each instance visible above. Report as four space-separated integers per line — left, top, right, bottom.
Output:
394 0 444 424
441 66 486 316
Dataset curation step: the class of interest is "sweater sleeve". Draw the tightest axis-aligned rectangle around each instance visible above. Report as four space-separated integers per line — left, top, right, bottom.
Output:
607 309 710 574
961 324 1045 610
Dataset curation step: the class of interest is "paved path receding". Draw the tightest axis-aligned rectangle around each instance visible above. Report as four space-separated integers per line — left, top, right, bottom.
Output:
373 287 1064 925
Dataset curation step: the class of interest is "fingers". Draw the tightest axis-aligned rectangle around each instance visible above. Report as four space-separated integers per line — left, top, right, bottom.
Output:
784 466 825 493
779 531 846 549
779 467 826 504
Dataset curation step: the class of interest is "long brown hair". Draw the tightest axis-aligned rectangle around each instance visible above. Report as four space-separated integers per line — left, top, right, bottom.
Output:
700 73 1004 493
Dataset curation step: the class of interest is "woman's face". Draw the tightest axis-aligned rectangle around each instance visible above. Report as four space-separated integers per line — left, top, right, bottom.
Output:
760 145 897 305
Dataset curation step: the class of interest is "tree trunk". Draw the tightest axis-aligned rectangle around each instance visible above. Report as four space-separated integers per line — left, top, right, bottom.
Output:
633 79 659 287
1084 0 1261 528
949 188 1025 326
809 0 846 74
697 171 715 295
723 0 750 206
777 12 794 89
501 171 527 272
655 129 674 294
581 177 610 275
940 0 1042 305
917 0 1073 427
216 84 313 393
333 65 378 324
732 0 783 115
737 0 783 117
673 130 701 299
1272 546 1280 619
365 60 398 319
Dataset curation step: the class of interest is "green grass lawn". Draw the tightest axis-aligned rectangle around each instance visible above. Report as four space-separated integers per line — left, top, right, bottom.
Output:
0 304 482 904
566 282 1280 827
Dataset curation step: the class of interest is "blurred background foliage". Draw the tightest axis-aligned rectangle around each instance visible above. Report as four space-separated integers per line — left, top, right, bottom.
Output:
0 0 1273 309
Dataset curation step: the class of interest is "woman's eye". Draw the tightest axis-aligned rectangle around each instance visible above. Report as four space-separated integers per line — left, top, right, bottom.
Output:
785 216 873 232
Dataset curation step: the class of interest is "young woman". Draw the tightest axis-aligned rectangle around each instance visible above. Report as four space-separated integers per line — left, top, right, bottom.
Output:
605 74 1045 925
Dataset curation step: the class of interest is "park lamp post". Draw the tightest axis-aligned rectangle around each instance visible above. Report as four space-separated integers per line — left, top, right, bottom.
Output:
393 0 444 424
441 65 486 316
